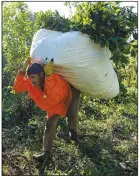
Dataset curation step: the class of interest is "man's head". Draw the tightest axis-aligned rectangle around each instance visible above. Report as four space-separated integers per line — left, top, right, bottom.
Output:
27 63 45 87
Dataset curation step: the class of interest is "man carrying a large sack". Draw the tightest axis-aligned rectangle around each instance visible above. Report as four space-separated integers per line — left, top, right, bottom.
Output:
13 57 80 163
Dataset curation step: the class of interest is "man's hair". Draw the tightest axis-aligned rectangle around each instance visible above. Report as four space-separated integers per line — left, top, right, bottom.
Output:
27 63 45 76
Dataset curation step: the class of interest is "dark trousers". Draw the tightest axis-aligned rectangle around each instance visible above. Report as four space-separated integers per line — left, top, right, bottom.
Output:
43 86 80 152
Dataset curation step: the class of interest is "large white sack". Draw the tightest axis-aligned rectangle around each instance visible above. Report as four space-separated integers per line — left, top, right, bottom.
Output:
30 29 119 99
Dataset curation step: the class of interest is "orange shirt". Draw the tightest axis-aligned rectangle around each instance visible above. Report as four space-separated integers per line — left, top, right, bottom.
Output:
13 72 72 118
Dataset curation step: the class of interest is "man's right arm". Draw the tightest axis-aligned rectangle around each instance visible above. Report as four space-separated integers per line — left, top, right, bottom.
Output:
13 57 31 92
12 69 28 92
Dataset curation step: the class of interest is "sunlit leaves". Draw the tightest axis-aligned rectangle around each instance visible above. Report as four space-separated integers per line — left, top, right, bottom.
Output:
3 2 34 75
72 2 137 66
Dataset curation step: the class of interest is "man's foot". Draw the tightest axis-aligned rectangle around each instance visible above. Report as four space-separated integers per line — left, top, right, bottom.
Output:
33 151 51 163
69 129 79 143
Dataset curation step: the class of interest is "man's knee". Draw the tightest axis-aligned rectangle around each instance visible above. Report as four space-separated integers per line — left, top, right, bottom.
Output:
67 87 80 117
71 86 80 100
45 120 52 133
44 115 60 133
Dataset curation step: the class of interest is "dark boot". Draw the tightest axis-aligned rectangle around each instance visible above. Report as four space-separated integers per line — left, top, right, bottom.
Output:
33 151 51 162
69 129 79 143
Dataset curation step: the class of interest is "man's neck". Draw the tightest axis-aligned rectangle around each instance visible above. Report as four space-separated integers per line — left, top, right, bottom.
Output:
40 79 45 91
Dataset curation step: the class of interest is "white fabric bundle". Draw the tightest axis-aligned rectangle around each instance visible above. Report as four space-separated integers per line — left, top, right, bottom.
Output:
30 29 119 99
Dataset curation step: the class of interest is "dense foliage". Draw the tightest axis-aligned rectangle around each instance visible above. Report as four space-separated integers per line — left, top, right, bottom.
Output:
2 2 137 176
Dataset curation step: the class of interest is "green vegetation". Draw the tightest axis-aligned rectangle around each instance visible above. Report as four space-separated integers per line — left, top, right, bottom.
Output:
2 2 137 176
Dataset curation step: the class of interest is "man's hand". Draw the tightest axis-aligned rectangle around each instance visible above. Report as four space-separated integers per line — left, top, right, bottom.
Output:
44 58 54 75
23 57 32 71
17 57 31 74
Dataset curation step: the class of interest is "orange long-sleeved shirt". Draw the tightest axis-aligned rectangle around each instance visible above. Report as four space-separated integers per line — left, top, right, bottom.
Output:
13 72 72 118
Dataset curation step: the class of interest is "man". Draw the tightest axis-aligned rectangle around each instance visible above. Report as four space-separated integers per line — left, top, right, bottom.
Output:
13 57 80 162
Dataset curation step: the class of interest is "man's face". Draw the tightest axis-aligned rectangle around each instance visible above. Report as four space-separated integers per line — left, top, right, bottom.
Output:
28 73 44 87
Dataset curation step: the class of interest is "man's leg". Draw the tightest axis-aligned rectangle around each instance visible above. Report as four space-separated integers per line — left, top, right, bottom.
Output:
66 86 80 142
43 114 60 152
33 114 60 162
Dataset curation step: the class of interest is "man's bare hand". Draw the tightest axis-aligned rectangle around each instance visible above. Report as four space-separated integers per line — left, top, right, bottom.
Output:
23 57 32 71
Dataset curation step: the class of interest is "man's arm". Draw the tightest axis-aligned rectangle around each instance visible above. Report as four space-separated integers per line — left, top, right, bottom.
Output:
13 57 31 92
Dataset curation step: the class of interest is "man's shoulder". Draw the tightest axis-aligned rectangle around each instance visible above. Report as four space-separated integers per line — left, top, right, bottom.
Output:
45 73 62 81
